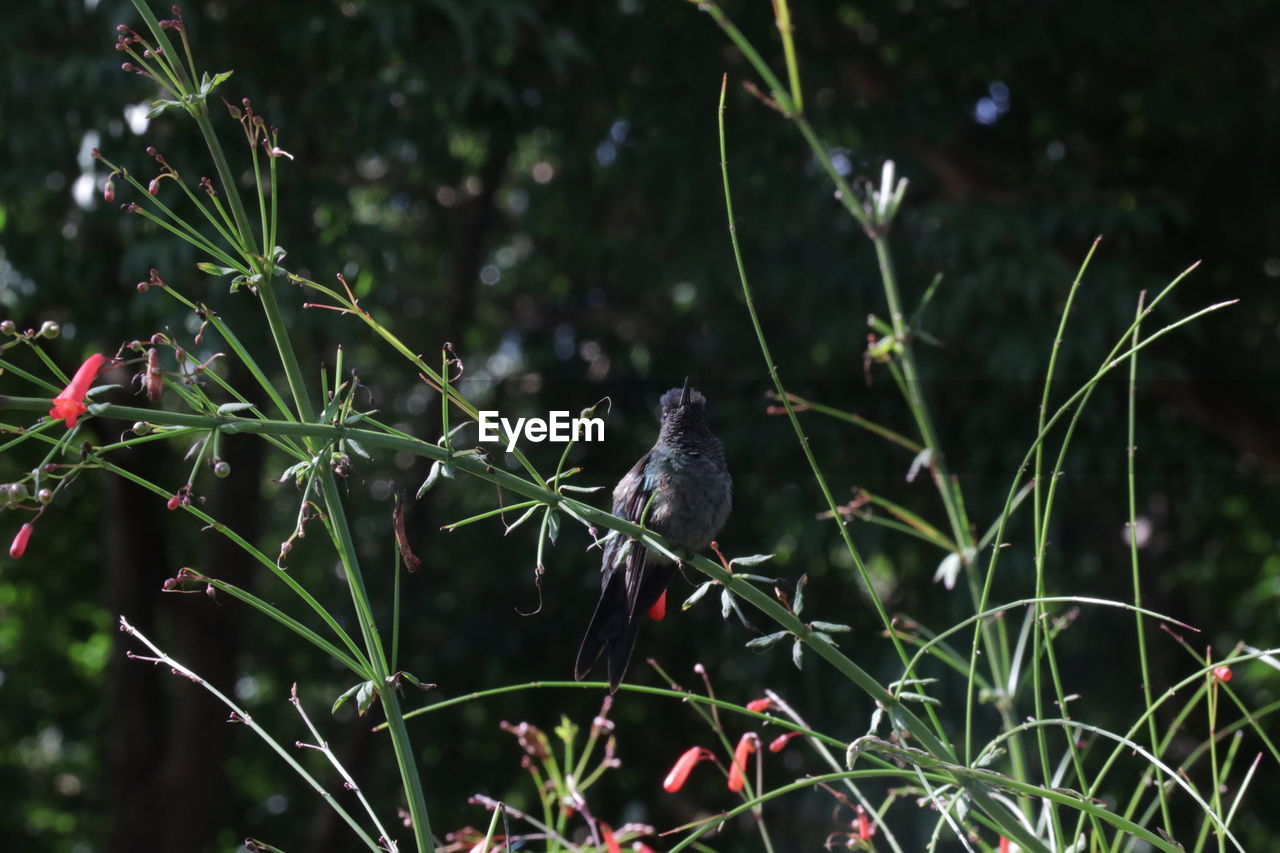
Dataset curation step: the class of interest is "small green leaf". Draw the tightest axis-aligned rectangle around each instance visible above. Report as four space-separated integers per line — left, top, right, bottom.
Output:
277 460 309 484
560 484 606 493
745 630 788 649
720 587 733 620
682 581 715 610
216 401 257 415
147 98 183 118
196 262 238 277
791 638 804 670
356 680 376 716
199 69 235 95
332 680 371 715
344 410 377 425
416 461 442 498
345 438 372 460
545 508 560 544
504 503 539 534
809 620 852 633
729 553 775 567
554 716 578 743
793 574 808 616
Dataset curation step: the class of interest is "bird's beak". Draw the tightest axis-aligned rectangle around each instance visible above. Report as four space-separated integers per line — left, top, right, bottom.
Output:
679 377 691 407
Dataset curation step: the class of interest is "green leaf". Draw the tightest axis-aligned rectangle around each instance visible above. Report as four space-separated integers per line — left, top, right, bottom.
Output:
216 401 257 415
729 553 775 567
793 574 808 615
791 638 804 670
545 508 560 544
736 572 780 584
682 581 716 610
196 262 238 277
229 273 262 293
356 680 377 716
199 69 235 95
720 587 733 620
745 630 788 649
504 503 539 534
345 438 372 460
809 620 853 633
416 461 442 498
332 680 372 715
147 98 183 118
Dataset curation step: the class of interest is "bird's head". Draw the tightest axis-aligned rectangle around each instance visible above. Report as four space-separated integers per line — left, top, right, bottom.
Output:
658 378 710 439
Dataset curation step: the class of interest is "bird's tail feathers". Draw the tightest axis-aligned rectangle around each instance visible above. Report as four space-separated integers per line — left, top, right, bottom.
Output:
575 577 628 691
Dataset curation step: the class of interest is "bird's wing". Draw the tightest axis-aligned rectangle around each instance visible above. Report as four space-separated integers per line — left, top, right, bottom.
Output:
574 451 654 688
612 450 657 623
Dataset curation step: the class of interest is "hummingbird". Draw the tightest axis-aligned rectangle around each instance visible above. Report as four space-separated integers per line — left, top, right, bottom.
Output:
575 380 732 693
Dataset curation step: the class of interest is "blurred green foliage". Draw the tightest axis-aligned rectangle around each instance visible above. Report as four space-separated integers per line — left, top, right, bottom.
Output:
1 0 1278 850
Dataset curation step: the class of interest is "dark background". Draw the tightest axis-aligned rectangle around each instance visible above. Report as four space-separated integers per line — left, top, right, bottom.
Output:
2 0 1278 850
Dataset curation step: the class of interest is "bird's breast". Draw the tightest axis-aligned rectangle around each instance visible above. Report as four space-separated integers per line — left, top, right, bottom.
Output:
646 451 731 552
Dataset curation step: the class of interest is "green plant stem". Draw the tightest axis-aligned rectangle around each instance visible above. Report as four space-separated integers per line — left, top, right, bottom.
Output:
773 391 923 453
771 0 803 113
120 618 385 852
717 76 946 738
1125 290 1170 836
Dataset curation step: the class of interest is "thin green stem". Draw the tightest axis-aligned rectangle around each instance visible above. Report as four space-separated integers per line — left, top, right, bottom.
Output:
717 76 941 733
1126 289 1169 835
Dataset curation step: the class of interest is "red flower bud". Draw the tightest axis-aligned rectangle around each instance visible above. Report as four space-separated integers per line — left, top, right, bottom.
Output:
9 523 33 558
768 731 802 752
600 823 621 853
1213 665 1232 682
727 733 757 792
745 697 773 713
49 353 106 428
662 746 711 793
999 836 1011 853
648 590 666 621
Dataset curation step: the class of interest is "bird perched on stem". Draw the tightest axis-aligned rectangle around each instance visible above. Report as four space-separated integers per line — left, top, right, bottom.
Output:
575 380 732 693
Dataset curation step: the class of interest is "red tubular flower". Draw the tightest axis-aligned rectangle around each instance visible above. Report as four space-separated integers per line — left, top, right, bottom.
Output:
1213 665 1232 682
768 731 802 753
999 836 1011 853
662 746 711 793
600 823 621 853
9 523 33 558
746 697 773 713
727 733 758 792
49 353 107 428
855 805 876 840
648 590 666 621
